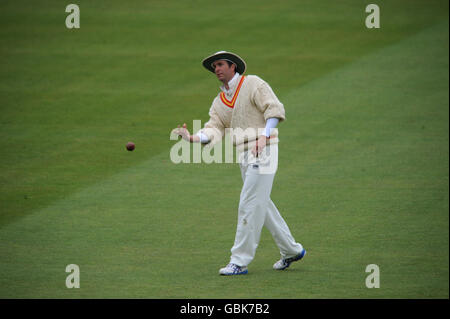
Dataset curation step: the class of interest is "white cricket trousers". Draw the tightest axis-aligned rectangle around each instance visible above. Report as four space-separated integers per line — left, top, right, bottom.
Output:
230 144 303 267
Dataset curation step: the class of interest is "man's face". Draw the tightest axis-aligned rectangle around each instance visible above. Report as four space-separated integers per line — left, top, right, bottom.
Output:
212 60 236 83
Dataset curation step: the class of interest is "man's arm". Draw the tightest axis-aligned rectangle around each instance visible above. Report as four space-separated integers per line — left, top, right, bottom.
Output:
252 117 279 156
250 80 285 156
201 103 225 144
252 81 286 122
176 101 222 144
175 123 205 143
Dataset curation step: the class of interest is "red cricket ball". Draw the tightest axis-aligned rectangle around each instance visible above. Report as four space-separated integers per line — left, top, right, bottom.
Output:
126 142 135 151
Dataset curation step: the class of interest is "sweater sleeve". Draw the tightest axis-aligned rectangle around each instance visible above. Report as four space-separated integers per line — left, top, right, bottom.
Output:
199 100 225 145
252 81 286 122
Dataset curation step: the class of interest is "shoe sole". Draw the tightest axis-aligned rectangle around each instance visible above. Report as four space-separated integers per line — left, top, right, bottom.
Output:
220 270 248 276
276 249 306 270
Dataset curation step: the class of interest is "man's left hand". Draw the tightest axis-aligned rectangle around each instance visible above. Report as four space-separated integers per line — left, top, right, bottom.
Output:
251 135 267 157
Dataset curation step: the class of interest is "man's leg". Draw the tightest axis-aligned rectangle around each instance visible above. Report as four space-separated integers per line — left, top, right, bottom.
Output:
229 168 275 267
264 199 303 259
228 146 277 267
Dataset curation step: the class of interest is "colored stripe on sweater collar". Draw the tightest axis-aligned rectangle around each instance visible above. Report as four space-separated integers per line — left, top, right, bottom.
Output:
220 75 246 108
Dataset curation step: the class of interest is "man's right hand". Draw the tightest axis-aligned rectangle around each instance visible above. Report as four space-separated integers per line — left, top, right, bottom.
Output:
175 123 191 141
175 123 200 143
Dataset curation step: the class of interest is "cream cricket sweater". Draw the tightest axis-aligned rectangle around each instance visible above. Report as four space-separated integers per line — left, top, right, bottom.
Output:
200 74 286 152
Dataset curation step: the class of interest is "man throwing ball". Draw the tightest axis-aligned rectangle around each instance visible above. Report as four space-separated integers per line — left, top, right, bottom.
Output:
175 51 306 275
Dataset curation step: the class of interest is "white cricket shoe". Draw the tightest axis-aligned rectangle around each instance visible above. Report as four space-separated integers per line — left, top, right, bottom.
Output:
219 263 248 276
273 249 307 270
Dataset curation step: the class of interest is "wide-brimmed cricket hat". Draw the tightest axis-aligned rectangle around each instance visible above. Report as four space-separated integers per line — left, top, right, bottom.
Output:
202 51 247 74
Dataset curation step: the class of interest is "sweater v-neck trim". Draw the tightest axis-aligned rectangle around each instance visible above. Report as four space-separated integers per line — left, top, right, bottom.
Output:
219 75 246 109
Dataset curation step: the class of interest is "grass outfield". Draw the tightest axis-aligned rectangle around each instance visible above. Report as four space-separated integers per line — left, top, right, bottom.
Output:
0 0 448 298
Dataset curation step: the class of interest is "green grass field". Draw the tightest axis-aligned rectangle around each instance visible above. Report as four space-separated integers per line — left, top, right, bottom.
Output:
0 0 448 298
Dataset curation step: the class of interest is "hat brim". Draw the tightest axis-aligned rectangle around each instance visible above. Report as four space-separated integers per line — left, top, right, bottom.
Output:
202 51 246 75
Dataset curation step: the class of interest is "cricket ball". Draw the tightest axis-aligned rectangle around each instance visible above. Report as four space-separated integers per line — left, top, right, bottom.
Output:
126 142 135 151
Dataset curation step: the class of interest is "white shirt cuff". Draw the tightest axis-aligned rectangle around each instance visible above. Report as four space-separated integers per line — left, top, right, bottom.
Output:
264 117 279 137
196 131 210 143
